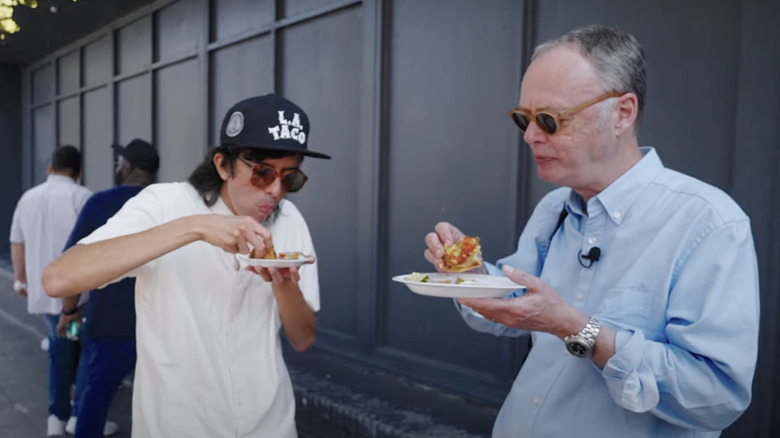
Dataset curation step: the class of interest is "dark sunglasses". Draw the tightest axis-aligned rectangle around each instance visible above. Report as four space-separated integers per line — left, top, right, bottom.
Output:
237 155 308 193
508 91 622 135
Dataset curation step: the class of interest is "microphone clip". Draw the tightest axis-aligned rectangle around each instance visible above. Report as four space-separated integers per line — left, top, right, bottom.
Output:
578 247 601 268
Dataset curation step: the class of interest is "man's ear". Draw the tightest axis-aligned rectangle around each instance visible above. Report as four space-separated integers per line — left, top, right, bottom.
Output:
213 152 230 181
614 93 639 135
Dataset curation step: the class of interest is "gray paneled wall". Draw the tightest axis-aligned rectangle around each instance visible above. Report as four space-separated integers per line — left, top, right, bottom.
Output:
116 16 152 74
17 0 780 436
83 36 111 87
211 0 274 42
57 97 80 148
282 5 364 337
83 87 112 189
57 50 80 95
385 0 526 380
210 35 274 146
155 59 203 181
116 74 153 146
32 104 54 184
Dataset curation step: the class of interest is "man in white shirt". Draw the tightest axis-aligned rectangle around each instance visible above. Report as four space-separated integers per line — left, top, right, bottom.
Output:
43 94 329 437
9 145 93 436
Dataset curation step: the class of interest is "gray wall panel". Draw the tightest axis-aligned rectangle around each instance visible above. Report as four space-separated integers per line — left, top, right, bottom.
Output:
212 0 274 42
117 17 153 75
57 50 80 95
210 36 273 146
32 105 54 184
117 74 153 147
729 0 780 435
280 7 362 337
385 0 524 369
83 36 112 87
155 59 203 182
282 0 335 18
57 97 80 147
32 64 54 105
83 87 113 191
156 0 202 61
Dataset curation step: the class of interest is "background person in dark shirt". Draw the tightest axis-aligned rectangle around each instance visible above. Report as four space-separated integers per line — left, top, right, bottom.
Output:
58 139 159 437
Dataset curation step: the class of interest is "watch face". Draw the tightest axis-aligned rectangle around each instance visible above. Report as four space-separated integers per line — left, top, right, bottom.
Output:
566 339 592 358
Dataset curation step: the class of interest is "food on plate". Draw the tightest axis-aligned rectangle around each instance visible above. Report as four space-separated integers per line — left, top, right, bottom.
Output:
455 278 478 285
442 236 483 272
403 272 480 285
248 244 310 262
405 272 430 282
250 241 277 259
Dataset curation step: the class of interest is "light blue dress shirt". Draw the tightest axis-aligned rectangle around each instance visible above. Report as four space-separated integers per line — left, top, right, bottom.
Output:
458 148 760 438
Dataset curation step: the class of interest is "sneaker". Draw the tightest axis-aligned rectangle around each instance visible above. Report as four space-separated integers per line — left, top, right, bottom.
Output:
47 414 65 436
64 417 119 436
65 416 77 434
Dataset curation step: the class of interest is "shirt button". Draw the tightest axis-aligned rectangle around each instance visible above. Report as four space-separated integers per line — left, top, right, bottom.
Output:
613 211 622 219
577 293 585 300
534 397 541 404
588 237 598 245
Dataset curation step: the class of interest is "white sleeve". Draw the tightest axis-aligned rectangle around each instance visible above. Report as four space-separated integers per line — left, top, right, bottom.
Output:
9 198 25 243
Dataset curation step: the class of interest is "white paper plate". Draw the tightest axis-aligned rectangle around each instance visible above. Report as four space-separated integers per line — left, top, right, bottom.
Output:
392 273 525 298
235 253 314 268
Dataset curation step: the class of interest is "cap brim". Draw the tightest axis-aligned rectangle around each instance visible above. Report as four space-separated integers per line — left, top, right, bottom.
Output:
237 144 331 159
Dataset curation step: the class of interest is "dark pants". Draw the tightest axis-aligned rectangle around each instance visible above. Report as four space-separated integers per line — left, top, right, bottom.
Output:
44 314 82 421
73 336 136 438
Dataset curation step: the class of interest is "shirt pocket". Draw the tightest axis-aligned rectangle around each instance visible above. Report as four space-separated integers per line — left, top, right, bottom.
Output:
596 287 658 336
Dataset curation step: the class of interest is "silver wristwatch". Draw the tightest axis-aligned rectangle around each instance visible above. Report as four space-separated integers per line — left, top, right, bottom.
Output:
564 317 601 358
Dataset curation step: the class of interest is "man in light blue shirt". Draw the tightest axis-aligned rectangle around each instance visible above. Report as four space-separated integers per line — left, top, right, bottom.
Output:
425 25 759 437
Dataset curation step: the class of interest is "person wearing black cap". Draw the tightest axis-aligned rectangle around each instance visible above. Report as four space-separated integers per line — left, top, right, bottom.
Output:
43 94 329 438
56 138 159 437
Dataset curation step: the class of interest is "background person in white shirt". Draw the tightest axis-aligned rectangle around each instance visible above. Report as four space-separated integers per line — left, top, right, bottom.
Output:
43 94 330 438
9 144 93 436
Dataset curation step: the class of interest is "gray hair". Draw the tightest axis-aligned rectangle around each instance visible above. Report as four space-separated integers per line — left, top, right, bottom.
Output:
532 24 647 131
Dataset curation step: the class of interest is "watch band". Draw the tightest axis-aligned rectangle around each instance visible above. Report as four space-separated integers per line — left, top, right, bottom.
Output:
13 281 27 292
579 317 601 340
61 306 78 316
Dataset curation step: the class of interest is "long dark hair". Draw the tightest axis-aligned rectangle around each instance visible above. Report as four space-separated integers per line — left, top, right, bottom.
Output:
188 145 302 210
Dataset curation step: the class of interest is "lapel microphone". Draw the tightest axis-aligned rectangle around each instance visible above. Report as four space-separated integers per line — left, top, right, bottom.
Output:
578 247 601 268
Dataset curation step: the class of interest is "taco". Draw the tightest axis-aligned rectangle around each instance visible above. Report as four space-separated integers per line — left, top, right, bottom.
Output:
442 236 482 272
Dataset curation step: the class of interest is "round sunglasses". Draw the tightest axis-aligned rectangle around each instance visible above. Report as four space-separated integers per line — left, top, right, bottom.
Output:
508 91 622 134
237 155 308 193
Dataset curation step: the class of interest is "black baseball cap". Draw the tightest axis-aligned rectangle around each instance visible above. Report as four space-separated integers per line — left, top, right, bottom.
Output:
112 139 160 173
219 94 331 159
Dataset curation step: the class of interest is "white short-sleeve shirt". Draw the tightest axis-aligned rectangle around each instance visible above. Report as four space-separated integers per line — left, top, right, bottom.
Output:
80 182 320 438
9 174 92 315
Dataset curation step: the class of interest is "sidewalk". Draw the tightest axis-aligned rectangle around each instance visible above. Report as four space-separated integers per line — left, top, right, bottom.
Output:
0 260 496 438
0 265 134 437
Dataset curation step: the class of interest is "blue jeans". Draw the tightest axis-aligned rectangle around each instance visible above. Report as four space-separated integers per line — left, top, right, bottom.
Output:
43 314 83 421
73 336 136 438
